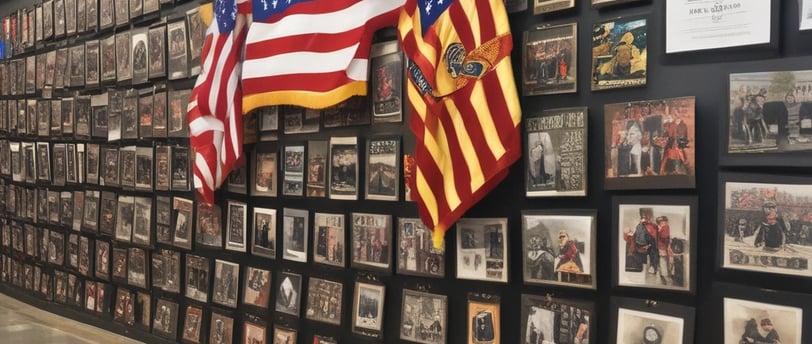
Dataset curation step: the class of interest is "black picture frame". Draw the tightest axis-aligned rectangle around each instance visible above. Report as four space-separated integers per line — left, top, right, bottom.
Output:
275 270 302 317
610 296 696 344
522 209 597 290
522 22 578 96
196 202 222 248
251 207 276 259
713 282 810 344
212 259 239 309
185 254 210 303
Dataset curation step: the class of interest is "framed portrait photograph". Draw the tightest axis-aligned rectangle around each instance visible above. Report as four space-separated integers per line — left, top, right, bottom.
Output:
99 0 113 30
137 90 154 139
225 200 247 252
718 282 808 344
153 299 179 340
181 305 203 344
521 294 592 344
351 212 392 272
329 136 359 200
273 326 297 344
252 207 277 259
155 145 170 190
212 259 239 308
612 297 695 344
591 17 647 91
115 30 132 82
170 145 190 191
352 280 385 338
94 240 110 280
209 312 234 344
522 210 596 289
313 212 345 268
400 289 448 344
82 190 100 232
456 217 508 283
86 0 97 32
113 287 133 325
526 107 587 196
306 277 343 325
365 137 400 201
282 144 305 196
196 202 222 248
282 207 308 262
252 145 278 197
370 41 403 123
167 19 188 80
131 27 148 85
99 191 117 237
604 96 696 190
134 146 153 190
148 24 166 79
719 172 812 278
172 196 194 250
243 320 266 344
69 45 85 87
275 271 302 316
243 266 271 309
127 247 148 289
397 218 444 278
522 22 577 96
54 0 66 38
306 140 328 197
468 294 501 344
185 254 209 303
614 196 697 292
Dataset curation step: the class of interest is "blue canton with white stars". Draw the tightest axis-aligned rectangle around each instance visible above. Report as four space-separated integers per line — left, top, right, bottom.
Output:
418 0 453 37
215 0 238 33
253 0 316 22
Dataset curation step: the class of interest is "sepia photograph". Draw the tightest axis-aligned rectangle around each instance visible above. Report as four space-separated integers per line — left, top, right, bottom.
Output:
155 145 170 190
282 208 308 262
534 0 574 14
282 145 305 197
153 299 179 340
252 207 277 259
723 297 803 344
137 91 153 139
243 321 266 344
521 294 592 344
352 281 385 337
101 35 117 83
116 31 132 82
69 45 85 87
306 140 328 197
604 96 696 190
397 218 444 278
243 266 271 309
167 20 188 80
591 17 647 91
113 287 133 325
456 218 509 283
131 28 148 84
275 271 302 317
131 196 152 246
253 148 278 197
115 195 134 242
209 312 234 344
148 24 166 79
182 305 203 344
111 247 128 283
467 295 501 344
522 22 577 95
370 41 403 123
86 40 100 87
99 191 117 236
99 0 113 29
365 137 400 201
329 136 359 200
400 289 447 344
135 146 153 190
172 196 194 249
313 212 345 268
169 88 191 136
225 200 247 252
526 107 587 197
283 106 320 134
351 212 392 272
522 211 596 289
185 254 209 303
82 190 100 232
213 259 239 308
186 7 206 76
196 202 222 248
273 326 297 344
95 240 110 280
306 277 343 325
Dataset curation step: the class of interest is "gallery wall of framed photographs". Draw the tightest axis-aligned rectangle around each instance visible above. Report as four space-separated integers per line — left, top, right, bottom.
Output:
0 0 811 344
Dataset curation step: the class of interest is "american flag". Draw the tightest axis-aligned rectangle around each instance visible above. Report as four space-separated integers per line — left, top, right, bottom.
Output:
398 0 522 248
241 0 405 112
188 0 250 204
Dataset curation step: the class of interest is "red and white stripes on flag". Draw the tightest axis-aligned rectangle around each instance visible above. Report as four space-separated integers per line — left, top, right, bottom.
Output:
188 0 250 204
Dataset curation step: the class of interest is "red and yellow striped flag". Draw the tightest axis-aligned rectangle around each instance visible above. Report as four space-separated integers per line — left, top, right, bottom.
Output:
398 0 522 248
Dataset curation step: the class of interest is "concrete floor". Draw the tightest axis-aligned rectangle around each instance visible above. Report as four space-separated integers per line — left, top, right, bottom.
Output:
0 293 142 344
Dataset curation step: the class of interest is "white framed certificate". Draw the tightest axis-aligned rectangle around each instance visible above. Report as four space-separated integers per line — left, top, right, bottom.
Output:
665 0 776 53
801 0 812 30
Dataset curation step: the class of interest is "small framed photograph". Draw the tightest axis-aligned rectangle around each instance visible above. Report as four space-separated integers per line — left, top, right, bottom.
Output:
78 236 93 277
273 326 297 344
365 137 400 201
148 24 166 79
369 41 403 123
181 305 203 344
213 259 239 308
155 196 172 243
115 30 132 82
82 190 100 232
456 217 509 283
68 234 80 269
352 280 385 338
526 107 587 196
329 136 359 200
719 283 807 344
76 96 92 138
257 106 279 132
85 40 101 87
153 249 180 293
25 56 36 94
36 142 51 182
186 7 206 76
131 27 148 85
168 89 191 137
172 197 194 250
115 195 134 242
92 96 109 139
196 202 222 248
467 294 501 343
100 36 116 83
306 277 343 325
282 207 309 262
137 91 154 139
275 271 302 316
54 0 66 37
135 146 153 190
591 17 647 91
252 207 277 259
43 1 55 39
397 218 444 278
143 0 158 14
243 266 271 309
521 294 593 344
69 45 85 87
153 299 180 340
306 140 328 197
135 292 150 330
252 146 278 197
153 90 168 138
533 0 574 14
37 100 50 137
614 196 696 292
111 247 128 283
185 254 210 303
49 231 65 266
66 0 77 35
225 200 247 252
121 90 139 140
209 312 234 344
95 240 110 280
129 0 142 19
400 289 448 344
85 281 97 311
611 297 695 344
351 212 392 272
47 190 61 225
282 145 305 196
155 145 170 190
167 19 189 80
99 191 118 236
99 0 113 30
101 146 119 187
313 212 345 268
132 196 152 246
522 22 577 95
243 320 266 344
604 96 696 190
226 166 248 194
171 145 190 191
113 287 133 325
321 97 370 128
62 98 76 137
52 143 67 186
128 247 148 289
522 210 596 289
283 106 320 134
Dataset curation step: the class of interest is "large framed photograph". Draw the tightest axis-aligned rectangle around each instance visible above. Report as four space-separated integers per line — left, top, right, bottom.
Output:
365 137 400 201
522 22 577 95
718 282 808 344
719 172 812 278
352 280 385 339
275 271 302 316
243 266 271 309
252 207 277 259
614 196 697 292
400 289 448 344
212 259 239 308
522 210 596 289
313 212 345 268
456 217 508 283
611 297 695 344
329 136 359 200
369 41 403 123
185 254 209 303
723 69 812 166
666 0 778 54
604 96 696 190
252 145 278 197
351 212 392 272
526 107 587 196
225 200 247 252
306 277 343 325
468 294 501 344
591 17 647 91
282 207 308 262
397 218 445 278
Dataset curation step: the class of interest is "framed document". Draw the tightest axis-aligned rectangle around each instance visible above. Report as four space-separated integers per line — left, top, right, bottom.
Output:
666 0 779 54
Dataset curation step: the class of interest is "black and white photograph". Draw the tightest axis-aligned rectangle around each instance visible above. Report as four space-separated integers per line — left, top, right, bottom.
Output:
185 254 209 303
115 195 134 242
131 28 148 84
533 0 574 14
253 147 278 197
400 289 447 344
196 202 222 248
63 99 76 137
170 145 190 191
305 277 343 325
111 247 128 283
397 218 444 278
723 297 803 344
243 321 266 344
113 287 133 325
522 210 596 289
152 90 168 138
99 191 118 237
82 190 100 232
167 20 188 80
132 196 152 246
209 312 234 344
243 266 271 309
252 207 277 259
522 22 577 95
526 107 587 197
352 281 385 337
467 295 501 344
153 299 179 340
69 45 85 87
116 31 132 82
72 191 85 231
95 240 110 280
313 212 345 268
99 0 113 29
127 247 148 289
186 7 205 76
258 106 279 132
456 218 509 283
282 145 305 196
616 307 685 344
370 41 403 123
86 40 101 87
135 146 153 190
521 294 592 344
329 136 358 200
225 200 247 252
148 24 166 79
101 36 117 83
155 145 170 190
54 0 66 37
282 207 308 263
213 259 239 308
182 305 203 344
365 137 399 201
306 140 328 197
172 197 193 250
351 212 392 272
275 271 302 316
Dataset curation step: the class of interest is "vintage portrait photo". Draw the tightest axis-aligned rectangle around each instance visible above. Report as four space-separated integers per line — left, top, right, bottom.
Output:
172 196 194 249
131 196 152 246
111 247 128 283
252 207 277 259
243 266 271 309
153 299 179 340
397 218 444 278
306 140 328 197
196 202 222 248
521 294 592 344
182 305 203 344
526 107 587 197
148 25 166 79
94 240 110 280
591 17 647 91
226 165 248 194
155 146 170 190
522 22 577 95
213 259 239 308
522 211 596 289
456 218 508 283
329 136 359 200
69 45 85 87
723 297 803 344
113 288 133 325
273 326 297 344
282 207 308 262
720 176 812 278
186 7 206 76
617 201 693 291
252 148 277 197
604 96 696 190
82 190 100 232
209 312 234 344
185 254 209 303
171 145 190 191
225 200 247 252
131 28 148 84
243 321 266 344
616 307 684 344
99 191 117 236
306 277 343 325
282 145 305 196
352 281 385 337
468 296 501 344
313 212 345 267
370 41 403 123
167 20 188 80
85 40 101 86
152 90 167 137
351 212 392 271
366 137 400 201
115 31 132 82
115 195 134 242
101 35 117 83
400 289 447 344
135 146 153 190
275 271 302 316
127 247 148 289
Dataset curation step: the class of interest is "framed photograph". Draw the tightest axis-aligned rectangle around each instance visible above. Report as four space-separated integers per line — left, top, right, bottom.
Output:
135 146 153 190
243 321 266 344
94 240 110 280
329 136 359 200
115 195 134 242
283 106 320 134
186 7 206 76
351 212 392 272
612 297 695 344
52 143 66 186
99 0 112 30
253 147 279 197
68 234 80 270
131 27 148 84
521 294 592 344
719 172 812 278
66 0 78 35
282 145 305 196
100 36 116 83
113 288 133 325
69 45 85 87
155 196 172 243
313 212 345 267
243 266 271 309
533 0 574 14
116 31 132 82
172 197 194 250
121 91 139 140
282 208 308 262
306 277 343 325
397 218 444 278
604 96 696 190
370 41 403 123
72 191 85 230
365 137 400 201
153 90 168 138
196 202 222 248
25 56 35 94
148 24 166 79
468 294 501 344
400 289 447 344
522 22 577 95
157 249 180 293
171 145 190 191
129 0 142 19
252 207 277 259
111 247 128 283
615 196 696 292
96 192 117 238
226 166 248 194
92 95 109 139
101 146 118 187
153 299 179 340
84 41 101 87
85 281 97 311
82 190 100 233
167 19 188 80
137 90 154 139
321 96 370 128
456 217 508 283
666 0 777 54
78 236 93 277
36 142 51 182
526 107 587 196
128 247 148 288
724 69 812 165
185 254 209 303
718 283 807 344
306 140 328 197
224 201 247 252
213 259 239 308
132 196 152 246
143 0 158 14
522 210 596 289
273 326 297 344
591 17 647 91
209 312 234 344
114 0 128 27
182 305 203 344
54 0 66 37
76 96 92 138
352 280 385 338
168 89 191 137
155 145 170 190
274 271 302 317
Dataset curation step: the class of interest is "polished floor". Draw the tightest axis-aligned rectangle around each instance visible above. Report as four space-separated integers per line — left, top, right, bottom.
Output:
0 293 142 344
